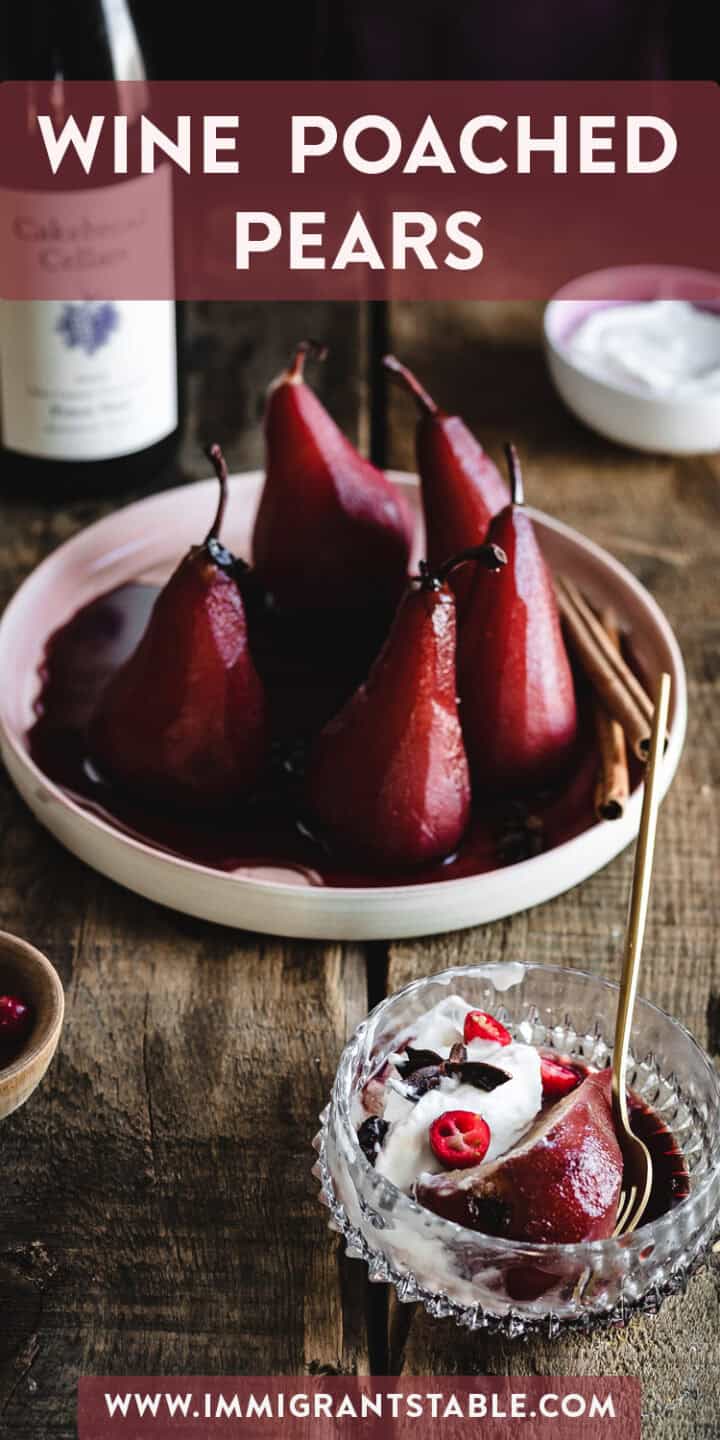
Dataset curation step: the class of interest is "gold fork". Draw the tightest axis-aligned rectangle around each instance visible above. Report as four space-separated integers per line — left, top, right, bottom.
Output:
612 672 671 1238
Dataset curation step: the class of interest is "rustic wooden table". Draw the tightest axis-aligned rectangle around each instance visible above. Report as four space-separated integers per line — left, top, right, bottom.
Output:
1 303 718 1438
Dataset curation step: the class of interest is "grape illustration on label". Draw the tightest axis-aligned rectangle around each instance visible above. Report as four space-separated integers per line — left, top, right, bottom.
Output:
55 302 121 357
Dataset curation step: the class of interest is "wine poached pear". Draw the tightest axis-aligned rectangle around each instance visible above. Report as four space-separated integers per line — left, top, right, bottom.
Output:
417 1069 623 1243
384 355 508 612
91 445 267 808
253 342 412 617
305 545 506 868
458 445 578 791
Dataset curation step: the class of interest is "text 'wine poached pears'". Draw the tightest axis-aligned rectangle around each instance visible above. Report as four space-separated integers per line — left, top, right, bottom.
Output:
458 445 578 791
91 445 267 808
253 342 412 616
384 355 508 612
304 545 506 869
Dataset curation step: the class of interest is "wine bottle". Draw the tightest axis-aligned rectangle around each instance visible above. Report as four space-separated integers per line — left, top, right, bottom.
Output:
0 1 181 499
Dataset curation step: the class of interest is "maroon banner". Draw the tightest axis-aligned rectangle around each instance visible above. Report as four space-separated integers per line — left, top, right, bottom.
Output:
0 81 718 301
78 1376 640 1439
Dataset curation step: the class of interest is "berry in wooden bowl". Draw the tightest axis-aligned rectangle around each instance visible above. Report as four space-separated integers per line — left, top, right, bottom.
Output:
0 930 64 1120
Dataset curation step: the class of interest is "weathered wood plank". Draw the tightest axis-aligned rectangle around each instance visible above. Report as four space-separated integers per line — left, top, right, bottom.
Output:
383 301 720 1434
0 846 370 1419
0 302 371 1436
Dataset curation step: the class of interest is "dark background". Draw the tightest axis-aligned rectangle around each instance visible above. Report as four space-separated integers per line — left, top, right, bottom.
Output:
0 1 714 85
134 0 712 81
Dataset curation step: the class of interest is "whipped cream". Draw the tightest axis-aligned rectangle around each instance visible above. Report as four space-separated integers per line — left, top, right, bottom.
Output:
368 994 542 1192
566 300 720 399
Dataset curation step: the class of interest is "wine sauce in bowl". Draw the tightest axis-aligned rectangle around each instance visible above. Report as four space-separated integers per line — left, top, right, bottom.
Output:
27 581 637 889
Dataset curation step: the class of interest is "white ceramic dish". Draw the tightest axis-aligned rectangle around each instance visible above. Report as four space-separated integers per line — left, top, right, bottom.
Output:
0 471 686 940
544 265 720 454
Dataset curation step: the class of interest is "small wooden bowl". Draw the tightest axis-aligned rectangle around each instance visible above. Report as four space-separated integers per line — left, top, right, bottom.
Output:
0 930 64 1119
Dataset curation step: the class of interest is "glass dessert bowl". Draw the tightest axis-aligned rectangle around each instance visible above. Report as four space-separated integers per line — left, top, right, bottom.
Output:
315 962 720 1336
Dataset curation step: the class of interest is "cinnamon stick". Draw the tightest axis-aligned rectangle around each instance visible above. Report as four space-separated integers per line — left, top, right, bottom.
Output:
556 575 657 760
593 610 630 820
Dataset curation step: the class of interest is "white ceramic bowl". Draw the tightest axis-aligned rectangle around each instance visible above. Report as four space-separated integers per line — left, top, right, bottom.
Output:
544 266 720 455
0 471 687 940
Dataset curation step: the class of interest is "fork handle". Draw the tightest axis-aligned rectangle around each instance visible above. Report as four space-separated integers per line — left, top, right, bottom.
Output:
612 673 671 1127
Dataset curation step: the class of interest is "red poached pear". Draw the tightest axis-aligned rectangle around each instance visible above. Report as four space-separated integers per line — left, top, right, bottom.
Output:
417 1068 623 1244
253 342 412 617
91 445 267 809
458 444 578 791
304 544 506 868
384 355 508 612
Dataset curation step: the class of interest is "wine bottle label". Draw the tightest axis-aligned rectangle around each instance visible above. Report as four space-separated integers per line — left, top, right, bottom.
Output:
0 299 177 461
0 171 177 461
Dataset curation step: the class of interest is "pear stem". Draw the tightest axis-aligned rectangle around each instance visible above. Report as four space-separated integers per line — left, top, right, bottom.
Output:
289 338 328 380
504 443 524 506
383 355 439 416
204 443 229 542
421 543 507 590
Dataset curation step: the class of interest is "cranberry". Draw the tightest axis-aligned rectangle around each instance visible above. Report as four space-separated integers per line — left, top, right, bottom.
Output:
0 994 32 1041
540 1055 581 1099
429 1110 491 1169
463 1010 512 1046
